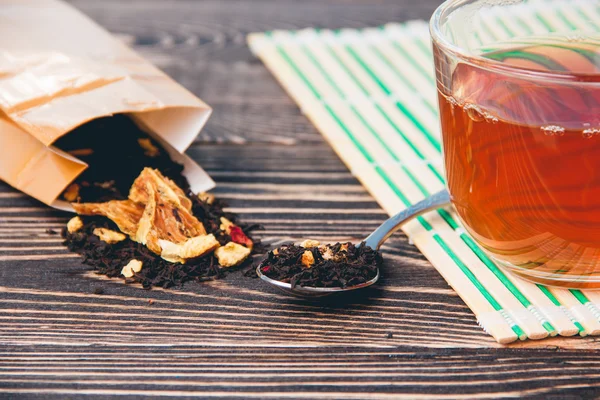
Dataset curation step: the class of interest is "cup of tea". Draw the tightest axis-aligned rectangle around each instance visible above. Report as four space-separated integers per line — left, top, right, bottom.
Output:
430 0 600 287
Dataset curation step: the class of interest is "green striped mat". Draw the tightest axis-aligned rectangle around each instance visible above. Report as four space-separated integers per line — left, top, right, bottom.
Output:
248 2 600 344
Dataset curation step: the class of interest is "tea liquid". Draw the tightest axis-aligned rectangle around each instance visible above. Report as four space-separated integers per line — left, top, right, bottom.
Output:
439 38 600 285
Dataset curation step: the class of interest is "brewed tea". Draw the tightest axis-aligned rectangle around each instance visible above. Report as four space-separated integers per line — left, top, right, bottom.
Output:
438 38 600 285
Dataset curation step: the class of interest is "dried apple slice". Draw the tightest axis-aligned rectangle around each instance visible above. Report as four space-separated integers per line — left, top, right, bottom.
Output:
215 242 251 267
132 169 206 254
158 234 220 264
93 228 126 244
67 216 84 233
129 168 193 211
72 200 143 237
73 168 207 256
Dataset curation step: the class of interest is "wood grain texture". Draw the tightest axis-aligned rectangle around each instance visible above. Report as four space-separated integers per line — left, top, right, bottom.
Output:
1 0 600 398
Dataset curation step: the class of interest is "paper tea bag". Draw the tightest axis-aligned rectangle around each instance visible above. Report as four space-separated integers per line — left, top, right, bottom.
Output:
0 0 214 210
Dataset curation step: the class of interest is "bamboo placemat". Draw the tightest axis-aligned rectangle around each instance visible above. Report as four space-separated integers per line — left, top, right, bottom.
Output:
248 1 600 344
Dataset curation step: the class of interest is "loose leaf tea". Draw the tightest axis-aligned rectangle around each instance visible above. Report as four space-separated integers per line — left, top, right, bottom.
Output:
259 241 381 289
55 115 190 203
60 115 261 289
63 194 259 289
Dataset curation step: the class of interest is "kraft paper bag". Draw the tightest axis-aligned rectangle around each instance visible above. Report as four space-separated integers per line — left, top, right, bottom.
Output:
0 0 215 210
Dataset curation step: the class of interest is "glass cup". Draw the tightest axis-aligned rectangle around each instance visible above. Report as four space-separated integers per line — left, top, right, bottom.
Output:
430 0 600 288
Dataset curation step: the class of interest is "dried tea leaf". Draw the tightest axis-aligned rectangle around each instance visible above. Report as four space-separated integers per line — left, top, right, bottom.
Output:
215 242 251 268
158 234 220 264
73 200 143 237
67 216 84 233
93 228 126 244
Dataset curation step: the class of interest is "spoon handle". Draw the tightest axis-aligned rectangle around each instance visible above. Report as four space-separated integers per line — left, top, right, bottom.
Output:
363 189 452 250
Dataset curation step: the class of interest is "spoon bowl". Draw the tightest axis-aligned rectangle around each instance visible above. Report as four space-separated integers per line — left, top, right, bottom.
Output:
257 189 451 298
257 266 380 298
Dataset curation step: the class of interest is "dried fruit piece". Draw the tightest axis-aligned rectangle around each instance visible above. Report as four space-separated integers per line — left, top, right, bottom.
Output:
198 192 215 205
73 200 143 237
121 259 143 278
301 250 315 268
132 169 205 254
220 217 253 249
67 216 84 233
130 260 143 272
137 138 160 157
93 228 126 244
158 234 220 264
215 242 251 268
134 182 158 251
230 226 253 249
75 169 205 255
130 168 193 211
220 217 234 233
320 246 334 261
63 184 80 202
121 267 134 278
300 239 320 248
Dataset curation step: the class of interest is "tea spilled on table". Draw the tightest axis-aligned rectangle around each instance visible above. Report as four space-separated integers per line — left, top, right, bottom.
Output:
438 36 600 286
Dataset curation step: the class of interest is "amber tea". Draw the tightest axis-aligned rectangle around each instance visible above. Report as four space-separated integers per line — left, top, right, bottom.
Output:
438 37 600 286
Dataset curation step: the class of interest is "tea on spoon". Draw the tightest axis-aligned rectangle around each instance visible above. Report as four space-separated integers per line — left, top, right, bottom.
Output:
258 240 381 289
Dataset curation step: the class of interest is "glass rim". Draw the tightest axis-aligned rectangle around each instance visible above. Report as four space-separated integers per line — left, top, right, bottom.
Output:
429 0 597 82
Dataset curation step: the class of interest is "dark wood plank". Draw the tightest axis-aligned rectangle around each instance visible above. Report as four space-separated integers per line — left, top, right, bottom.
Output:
2 346 600 399
2 0 600 398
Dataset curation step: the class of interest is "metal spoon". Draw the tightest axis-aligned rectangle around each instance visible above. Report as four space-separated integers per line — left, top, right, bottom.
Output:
257 189 451 298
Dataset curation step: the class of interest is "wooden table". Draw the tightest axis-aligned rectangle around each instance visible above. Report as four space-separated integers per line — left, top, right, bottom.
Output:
2 0 600 398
